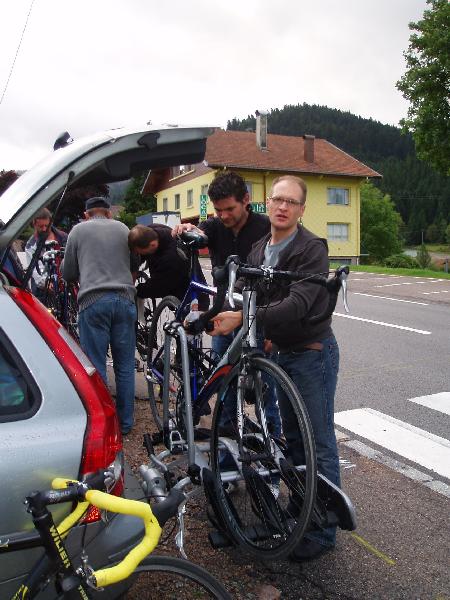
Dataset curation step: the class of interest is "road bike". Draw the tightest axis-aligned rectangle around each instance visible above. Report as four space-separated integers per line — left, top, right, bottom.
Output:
0 469 231 599
39 240 79 342
144 240 356 561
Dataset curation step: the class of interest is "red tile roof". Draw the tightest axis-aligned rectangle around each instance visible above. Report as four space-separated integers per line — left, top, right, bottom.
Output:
205 129 381 178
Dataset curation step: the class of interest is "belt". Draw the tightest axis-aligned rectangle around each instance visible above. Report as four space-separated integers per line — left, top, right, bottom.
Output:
278 341 324 354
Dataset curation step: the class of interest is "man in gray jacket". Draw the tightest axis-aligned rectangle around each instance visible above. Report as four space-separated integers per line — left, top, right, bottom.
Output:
62 197 136 435
210 175 340 561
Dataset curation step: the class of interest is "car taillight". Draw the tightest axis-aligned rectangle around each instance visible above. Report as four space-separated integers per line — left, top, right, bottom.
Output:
9 289 124 516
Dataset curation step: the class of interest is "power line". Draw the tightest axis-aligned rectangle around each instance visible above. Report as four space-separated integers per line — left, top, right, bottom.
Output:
0 0 36 106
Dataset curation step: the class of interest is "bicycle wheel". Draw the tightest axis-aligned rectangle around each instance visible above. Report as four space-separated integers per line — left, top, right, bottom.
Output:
210 355 317 560
136 301 153 363
127 555 231 599
146 296 181 431
65 283 79 341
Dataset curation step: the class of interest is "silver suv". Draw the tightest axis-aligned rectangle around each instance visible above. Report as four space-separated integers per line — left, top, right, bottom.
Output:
0 123 213 598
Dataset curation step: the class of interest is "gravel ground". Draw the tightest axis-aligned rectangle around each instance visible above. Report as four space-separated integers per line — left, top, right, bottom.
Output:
122 397 266 599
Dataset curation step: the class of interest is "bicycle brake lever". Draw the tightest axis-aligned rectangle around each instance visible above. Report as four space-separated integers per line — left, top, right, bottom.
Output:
228 261 238 309
175 500 188 559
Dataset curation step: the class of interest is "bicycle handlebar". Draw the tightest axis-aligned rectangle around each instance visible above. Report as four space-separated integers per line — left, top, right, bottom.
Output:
184 255 349 335
49 475 185 588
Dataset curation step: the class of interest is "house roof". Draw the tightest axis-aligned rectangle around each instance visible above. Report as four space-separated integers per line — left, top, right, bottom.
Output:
205 129 381 178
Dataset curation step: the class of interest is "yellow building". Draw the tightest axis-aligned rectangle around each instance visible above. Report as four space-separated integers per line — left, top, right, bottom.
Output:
143 119 381 263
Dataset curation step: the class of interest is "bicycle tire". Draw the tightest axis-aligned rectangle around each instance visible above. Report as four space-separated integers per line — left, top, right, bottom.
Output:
136 301 153 363
146 296 181 431
210 355 317 560
128 555 232 599
65 283 79 341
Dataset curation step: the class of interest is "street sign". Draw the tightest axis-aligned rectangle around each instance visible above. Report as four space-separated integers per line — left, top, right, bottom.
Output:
199 194 208 221
251 202 266 214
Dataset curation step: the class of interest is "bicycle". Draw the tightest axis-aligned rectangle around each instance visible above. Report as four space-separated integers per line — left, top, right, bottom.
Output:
144 244 356 561
146 231 218 432
38 240 79 342
134 268 156 370
0 469 231 599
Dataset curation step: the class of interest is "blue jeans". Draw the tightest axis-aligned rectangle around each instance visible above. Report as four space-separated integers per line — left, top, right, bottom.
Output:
79 292 137 433
276 335 340 547
214 330 281 437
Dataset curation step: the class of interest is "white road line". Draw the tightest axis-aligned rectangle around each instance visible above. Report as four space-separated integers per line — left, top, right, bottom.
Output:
422 290 449 295
333 312 431 335
342 439 450 499
374 281 431 288
352 292 429 305
335 408 450 480
409 392 450 417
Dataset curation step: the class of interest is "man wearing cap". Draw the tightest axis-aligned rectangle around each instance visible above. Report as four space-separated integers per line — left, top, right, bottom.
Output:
62 196 136 435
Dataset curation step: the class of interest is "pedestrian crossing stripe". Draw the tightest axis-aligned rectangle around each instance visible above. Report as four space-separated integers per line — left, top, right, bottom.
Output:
409 392 450 417
335 408 450 480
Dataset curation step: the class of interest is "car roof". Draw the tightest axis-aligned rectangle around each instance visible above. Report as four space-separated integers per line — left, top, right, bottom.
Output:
0 123 214 249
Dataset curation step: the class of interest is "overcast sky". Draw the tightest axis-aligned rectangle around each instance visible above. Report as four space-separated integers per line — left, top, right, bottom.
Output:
0 0 427 170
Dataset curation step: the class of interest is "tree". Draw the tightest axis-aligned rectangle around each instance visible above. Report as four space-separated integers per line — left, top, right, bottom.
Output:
416 243 432 268
396 0 450 175
426 223 440 243
360 182 403 262
0 170 19 195
117 174 156 228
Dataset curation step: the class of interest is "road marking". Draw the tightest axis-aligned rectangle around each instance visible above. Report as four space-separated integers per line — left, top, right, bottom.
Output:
343 438 450 499
409 392 450 417
374 281 432 287
352 292 429 305
350 533 396 566
335 408 450 479
333 313 431 335
422 290 449 295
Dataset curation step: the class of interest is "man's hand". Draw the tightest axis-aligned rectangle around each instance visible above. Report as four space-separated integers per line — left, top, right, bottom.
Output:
171 223 205 238
208 311 243 336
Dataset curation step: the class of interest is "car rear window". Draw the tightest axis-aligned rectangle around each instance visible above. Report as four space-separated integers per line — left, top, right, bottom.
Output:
0 332 39 421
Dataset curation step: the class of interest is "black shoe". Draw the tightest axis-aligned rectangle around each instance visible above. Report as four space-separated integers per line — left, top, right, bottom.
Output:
289 538 334 562
121 428 132 436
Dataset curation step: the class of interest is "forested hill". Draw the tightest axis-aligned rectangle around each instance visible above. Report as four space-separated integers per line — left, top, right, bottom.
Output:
227 104 449 244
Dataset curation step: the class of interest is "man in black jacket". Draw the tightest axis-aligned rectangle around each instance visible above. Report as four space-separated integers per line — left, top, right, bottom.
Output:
210 175 341 562
172 171 270 269
172 172 270 357
129 224 190 301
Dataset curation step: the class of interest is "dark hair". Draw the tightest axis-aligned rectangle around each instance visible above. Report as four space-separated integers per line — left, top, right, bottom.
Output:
128 224 158 250
208 171 248 203
33 207 52 223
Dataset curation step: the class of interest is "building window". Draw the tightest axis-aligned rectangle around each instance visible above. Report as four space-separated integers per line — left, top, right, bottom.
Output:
187 189 193 208
327 223 349 241
327 188 349 205
201 184 209 197
162 197 168 211
174 194 180 210
245 182 253 200
170 165 194 179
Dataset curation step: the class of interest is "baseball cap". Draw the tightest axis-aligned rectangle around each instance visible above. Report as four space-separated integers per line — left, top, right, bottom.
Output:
85 197 111 210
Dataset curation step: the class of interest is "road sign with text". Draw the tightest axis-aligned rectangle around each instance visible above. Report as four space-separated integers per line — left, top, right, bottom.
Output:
199 194 208 221
251 202 266 214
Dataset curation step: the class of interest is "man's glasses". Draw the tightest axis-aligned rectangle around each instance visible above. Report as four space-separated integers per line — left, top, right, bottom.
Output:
268 196 303 207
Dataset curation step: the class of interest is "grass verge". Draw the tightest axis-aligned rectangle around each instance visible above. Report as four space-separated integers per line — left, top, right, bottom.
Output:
330 263 450 279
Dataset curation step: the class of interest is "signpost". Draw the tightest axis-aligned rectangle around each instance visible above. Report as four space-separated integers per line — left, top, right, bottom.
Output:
199 194 208 221
251 202 266 214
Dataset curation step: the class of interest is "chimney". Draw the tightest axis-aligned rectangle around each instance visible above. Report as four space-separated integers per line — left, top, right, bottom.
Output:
303 134 315 163
255 110 268 150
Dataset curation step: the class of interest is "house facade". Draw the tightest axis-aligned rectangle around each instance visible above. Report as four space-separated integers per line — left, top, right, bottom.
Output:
143 118 381 262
